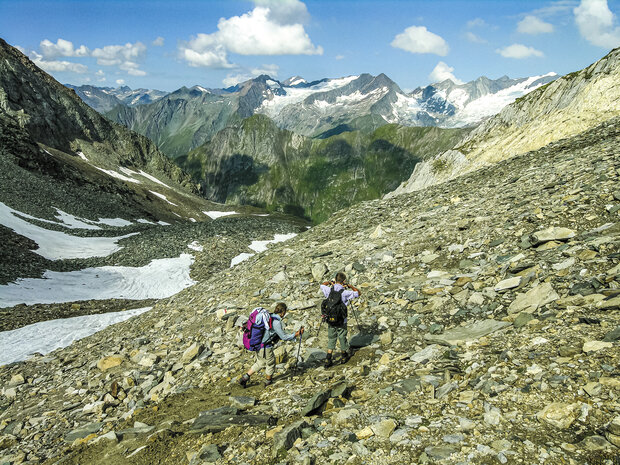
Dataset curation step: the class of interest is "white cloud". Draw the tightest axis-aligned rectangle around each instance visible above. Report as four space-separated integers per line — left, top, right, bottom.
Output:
96 70 106 82
30 51 89 74
152 37 165 46
91 42 148 76
574 0 620 48
429 61 464 84
335 54 345 60
179 2 322 68
391 26 449 56
222 64 280 87
466 31 487 43
40 38 89 58
253 0 310 24
116 79 125 85
496 44 545 58
518 15 554 34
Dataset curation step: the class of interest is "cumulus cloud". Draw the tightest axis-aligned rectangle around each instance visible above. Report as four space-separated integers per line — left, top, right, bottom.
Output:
518 15 554 34
96 70 106 82
391 26 449 56
116 79 125 85
253 0 310 25
574 0 620 48
335 54 345 60
179 2 322 68
39 38 89 58
152 37 165 46
466 32 487 43
91 42 148 75
30 51 89 74
222 64 280 87
429 61 464 84
496 44 545 58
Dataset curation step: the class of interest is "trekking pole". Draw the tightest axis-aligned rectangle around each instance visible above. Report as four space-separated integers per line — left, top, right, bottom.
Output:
294 327 304 371
348 300 362 332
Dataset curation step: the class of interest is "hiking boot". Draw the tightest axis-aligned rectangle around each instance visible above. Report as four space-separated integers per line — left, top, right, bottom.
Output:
238 373 250 388
264 377 273 387
339 351 350 364
324 354 333 368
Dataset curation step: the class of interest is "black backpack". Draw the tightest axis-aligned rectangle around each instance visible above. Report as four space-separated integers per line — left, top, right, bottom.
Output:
321 287 348 326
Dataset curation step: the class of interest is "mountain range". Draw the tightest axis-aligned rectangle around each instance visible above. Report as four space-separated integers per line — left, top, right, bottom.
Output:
64 84 168 113
66 71 556 160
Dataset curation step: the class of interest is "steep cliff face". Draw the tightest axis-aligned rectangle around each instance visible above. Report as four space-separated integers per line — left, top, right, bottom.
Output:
389 47 620 196
182 115 467 222
0 39 192 189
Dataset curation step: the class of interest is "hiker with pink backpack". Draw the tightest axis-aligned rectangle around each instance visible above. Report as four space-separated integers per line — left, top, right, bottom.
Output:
238 302 304 388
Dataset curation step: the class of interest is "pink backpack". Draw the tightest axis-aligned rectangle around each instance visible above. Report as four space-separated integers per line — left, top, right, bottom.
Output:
242 307 272 351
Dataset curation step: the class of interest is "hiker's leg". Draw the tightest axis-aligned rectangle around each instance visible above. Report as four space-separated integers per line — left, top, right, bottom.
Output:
264 348 275 384
338 326 350 352
325 325 337 367
250 350 266 374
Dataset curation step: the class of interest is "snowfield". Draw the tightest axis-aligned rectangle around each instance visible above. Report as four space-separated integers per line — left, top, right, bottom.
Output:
0 201 137 260
0 254 196 308
0 307 153 365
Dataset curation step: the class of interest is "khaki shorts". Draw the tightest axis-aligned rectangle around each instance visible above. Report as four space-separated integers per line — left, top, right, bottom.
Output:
250 347 275 376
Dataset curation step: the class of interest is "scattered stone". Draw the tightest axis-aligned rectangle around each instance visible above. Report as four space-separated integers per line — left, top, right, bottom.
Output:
96 355 124 372
537 403 579 429
425 319 510 346
273 420 309 458
582 341 613 353
530 227 576 245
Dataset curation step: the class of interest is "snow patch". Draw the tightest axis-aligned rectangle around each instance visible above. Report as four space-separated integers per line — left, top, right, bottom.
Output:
188 241 203 251
77 151 88 161
230 233 297 267
204 210 238 219
95 167 141 184
149 190 177 206
0 307 153 366
139 170 170 188
0 254 196 308
0 202 137 260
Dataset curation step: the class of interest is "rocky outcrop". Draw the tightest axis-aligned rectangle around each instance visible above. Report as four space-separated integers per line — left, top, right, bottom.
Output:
1 115 618 464
390 47 620 197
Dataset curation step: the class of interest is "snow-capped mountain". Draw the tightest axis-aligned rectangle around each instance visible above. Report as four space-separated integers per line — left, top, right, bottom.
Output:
100 71 558 157
66 84 168 113
411 73 558 127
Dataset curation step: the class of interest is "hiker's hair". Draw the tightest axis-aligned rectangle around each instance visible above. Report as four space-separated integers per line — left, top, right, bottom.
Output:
274 302 287 314
335 272 347 284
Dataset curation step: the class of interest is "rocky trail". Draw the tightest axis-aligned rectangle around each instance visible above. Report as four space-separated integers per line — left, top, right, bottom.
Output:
1 118 620 464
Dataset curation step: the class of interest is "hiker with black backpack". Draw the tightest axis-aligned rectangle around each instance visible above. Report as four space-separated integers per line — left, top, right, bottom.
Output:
238 302 304 388
320 272 360 367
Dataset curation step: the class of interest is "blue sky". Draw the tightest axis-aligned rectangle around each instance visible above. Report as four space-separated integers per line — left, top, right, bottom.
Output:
1 0 619 92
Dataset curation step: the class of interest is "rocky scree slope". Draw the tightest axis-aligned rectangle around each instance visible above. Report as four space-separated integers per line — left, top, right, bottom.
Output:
181 114 467 223
1 117 619 464
390 47 620 196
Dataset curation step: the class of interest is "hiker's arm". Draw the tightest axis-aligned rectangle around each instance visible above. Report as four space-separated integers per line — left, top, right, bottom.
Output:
272 318 296 341
319 283 331 298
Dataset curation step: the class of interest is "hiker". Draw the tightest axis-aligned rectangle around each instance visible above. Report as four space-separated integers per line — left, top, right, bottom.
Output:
320 272 360 367
238 302 304 388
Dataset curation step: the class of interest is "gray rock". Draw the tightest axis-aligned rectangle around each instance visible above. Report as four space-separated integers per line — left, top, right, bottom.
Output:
65 422 103 442
229 396 256 409
424 319 510 346
530 227 576 245
194 444 221 463
301 390 331 416
513 312 534 328
424 445 460 460
273 420 309 459
603 326 620 342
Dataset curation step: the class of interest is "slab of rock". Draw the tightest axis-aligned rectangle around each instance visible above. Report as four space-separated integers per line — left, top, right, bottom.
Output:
410 344 445 364
598 296 620 310
392 377 422 395
301 390 331 416
273 420 309 459
117 425 155 440
371 419 397 438
537 403 579 429
424 445 460 460
8 374 24 387
229 396 256 409
96 355 124 372
494 276 522 292
425 320 511 346
582 341 613 353
192 444 221 464
530 227 576 245
332 409 360 427
181 343 203 363
508 283 559 314
311 263 328 282
65 422 103 442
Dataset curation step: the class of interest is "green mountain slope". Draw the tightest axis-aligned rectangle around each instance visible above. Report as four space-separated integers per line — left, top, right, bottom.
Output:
181 115 468 223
